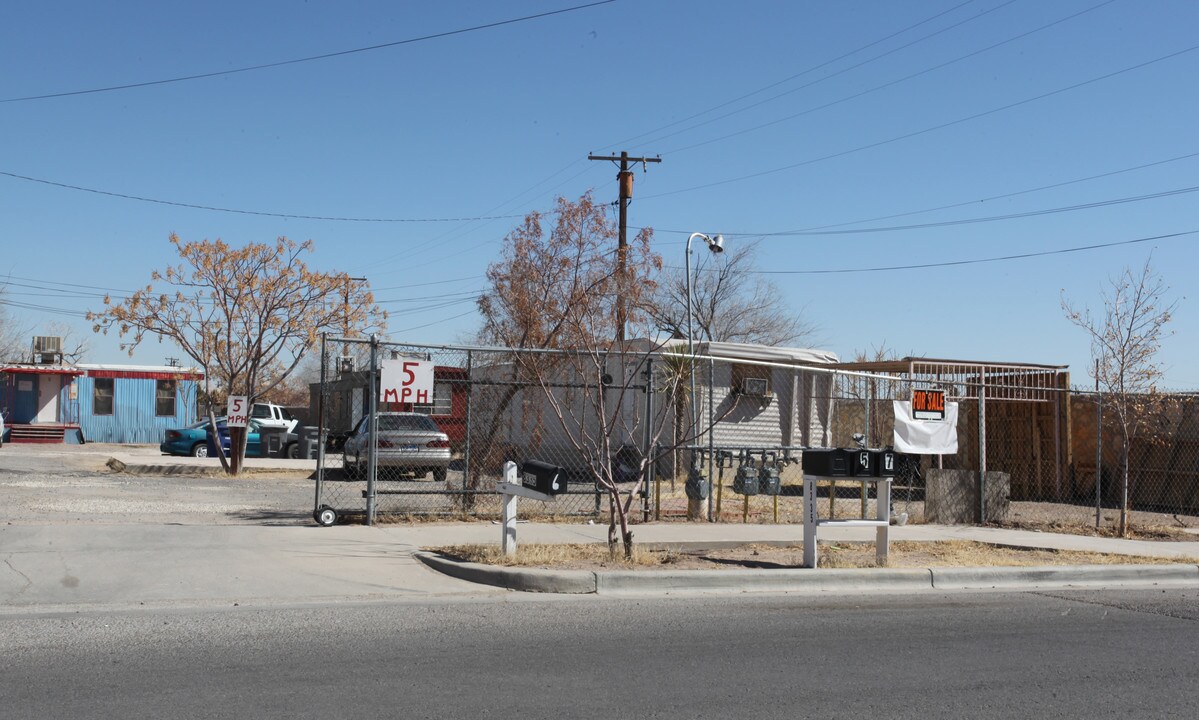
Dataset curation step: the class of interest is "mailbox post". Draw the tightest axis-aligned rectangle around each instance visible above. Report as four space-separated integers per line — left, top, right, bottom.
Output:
802 448 906 568
496 460 566 556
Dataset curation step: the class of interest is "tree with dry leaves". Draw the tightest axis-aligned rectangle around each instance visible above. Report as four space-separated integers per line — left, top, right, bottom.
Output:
1062 259 1178 535
89 234 385 474
477 193 681 557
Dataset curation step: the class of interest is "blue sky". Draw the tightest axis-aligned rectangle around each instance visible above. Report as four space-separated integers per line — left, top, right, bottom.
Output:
2 0 1196 386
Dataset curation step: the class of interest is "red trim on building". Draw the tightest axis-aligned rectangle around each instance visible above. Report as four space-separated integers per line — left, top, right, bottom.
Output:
86 369 203 381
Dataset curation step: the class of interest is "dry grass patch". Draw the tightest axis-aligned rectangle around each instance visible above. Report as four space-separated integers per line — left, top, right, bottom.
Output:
432 540 1199 571
816 540 1197 568
435 543 675 569
993 520 1194 542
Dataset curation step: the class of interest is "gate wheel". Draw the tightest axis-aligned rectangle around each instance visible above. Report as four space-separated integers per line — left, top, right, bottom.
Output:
314 505 338 527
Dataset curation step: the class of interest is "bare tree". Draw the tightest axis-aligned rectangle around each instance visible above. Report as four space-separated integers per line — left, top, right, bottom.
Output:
647 241 818 346
42 321 89 364
478 193 679 557
1062 259 1178 536
0 283 29 362
89 234 385 474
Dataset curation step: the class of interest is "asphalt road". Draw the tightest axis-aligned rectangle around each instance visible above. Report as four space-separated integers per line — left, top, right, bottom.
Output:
4 589 1197 719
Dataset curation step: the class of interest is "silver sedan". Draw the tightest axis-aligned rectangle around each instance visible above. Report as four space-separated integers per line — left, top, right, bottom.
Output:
342 412 451 481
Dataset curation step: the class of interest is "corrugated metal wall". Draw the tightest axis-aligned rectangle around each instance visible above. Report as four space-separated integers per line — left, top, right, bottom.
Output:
75 376 198 443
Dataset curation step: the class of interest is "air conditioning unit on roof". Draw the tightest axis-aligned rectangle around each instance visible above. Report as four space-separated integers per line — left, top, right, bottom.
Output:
33 336 62 353
31 336 64 364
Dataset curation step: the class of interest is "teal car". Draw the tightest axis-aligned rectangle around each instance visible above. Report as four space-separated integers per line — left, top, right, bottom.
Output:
161 419 218 457
206 420 300 459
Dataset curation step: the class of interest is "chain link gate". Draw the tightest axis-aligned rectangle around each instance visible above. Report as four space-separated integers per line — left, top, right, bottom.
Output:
312 337 661 524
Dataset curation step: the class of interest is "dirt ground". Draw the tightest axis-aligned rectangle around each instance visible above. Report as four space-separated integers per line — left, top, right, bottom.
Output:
436 539 1199 572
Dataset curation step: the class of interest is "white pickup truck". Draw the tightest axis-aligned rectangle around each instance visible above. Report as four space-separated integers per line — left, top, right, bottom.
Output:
251 403 299 433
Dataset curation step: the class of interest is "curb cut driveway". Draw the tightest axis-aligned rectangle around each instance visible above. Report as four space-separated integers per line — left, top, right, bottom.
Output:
414 552 1199 595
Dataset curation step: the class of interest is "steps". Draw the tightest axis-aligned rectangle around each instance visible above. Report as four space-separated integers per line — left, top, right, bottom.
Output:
7 424 76 443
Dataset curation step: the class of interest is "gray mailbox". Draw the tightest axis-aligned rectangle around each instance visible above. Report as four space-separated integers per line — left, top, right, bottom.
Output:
519 460 566 496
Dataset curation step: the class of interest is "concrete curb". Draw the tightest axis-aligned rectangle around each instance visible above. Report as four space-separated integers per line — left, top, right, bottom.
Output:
109 458 313 478
415 552 597 594
595 567 934 594
930 564 1199 590
414 552 1199 595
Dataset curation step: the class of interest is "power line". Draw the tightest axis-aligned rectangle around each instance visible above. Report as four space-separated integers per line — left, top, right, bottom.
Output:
374 290 482 305
659 184 1199 239
1 275 134 294
2 1 617 103
0 170 531 223
750 231 1197 275
644 42 1199 200
661 0 1119 155
601 0 984 150
645 150 1199 239
0 298 89 318
392 309 479 335
354 162 601 275
371 275 483 292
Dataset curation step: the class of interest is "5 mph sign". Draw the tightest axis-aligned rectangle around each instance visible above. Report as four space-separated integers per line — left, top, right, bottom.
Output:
380 357 434 404
226 396 250 427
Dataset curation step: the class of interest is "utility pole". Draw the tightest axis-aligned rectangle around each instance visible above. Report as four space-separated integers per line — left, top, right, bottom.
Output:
343 276 367 337
341 276 367 374
587 151 661 343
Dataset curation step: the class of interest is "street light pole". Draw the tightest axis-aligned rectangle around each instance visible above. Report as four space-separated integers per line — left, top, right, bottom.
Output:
684 233 724 521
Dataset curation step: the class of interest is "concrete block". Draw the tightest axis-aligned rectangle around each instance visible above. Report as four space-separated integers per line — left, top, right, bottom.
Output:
926 469 1010 524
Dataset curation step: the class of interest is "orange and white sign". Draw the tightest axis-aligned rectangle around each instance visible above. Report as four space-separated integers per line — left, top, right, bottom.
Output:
912 388 946 421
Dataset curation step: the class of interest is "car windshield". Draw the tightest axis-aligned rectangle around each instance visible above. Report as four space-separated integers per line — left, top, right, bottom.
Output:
375 415 439 433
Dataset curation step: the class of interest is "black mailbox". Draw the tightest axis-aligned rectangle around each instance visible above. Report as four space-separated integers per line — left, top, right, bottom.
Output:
802 448 852 477
519 460 566 496
850 449 876 477
875 448 900 477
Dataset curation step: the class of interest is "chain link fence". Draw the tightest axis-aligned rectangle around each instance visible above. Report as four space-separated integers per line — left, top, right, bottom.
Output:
313 338 650 522
308 338 1199 530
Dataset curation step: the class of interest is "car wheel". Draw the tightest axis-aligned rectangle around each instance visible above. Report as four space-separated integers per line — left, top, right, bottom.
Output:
286 443 299 459
314 505 338 527
343 455 360 479
433 467 447 483
192 443 208 458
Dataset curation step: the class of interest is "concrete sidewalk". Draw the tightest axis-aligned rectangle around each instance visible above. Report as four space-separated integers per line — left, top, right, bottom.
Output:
3 444 1196 606
3 520 1197 612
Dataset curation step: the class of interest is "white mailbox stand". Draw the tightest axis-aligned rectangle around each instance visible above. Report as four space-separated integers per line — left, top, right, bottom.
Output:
803 475 891 569
497 461 556 557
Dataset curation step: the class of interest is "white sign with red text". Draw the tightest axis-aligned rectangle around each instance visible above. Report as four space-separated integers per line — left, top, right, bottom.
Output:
380 358 434 405
226 395 250 427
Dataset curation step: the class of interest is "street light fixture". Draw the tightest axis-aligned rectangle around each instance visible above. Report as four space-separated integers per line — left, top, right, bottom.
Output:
685 232 724 371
